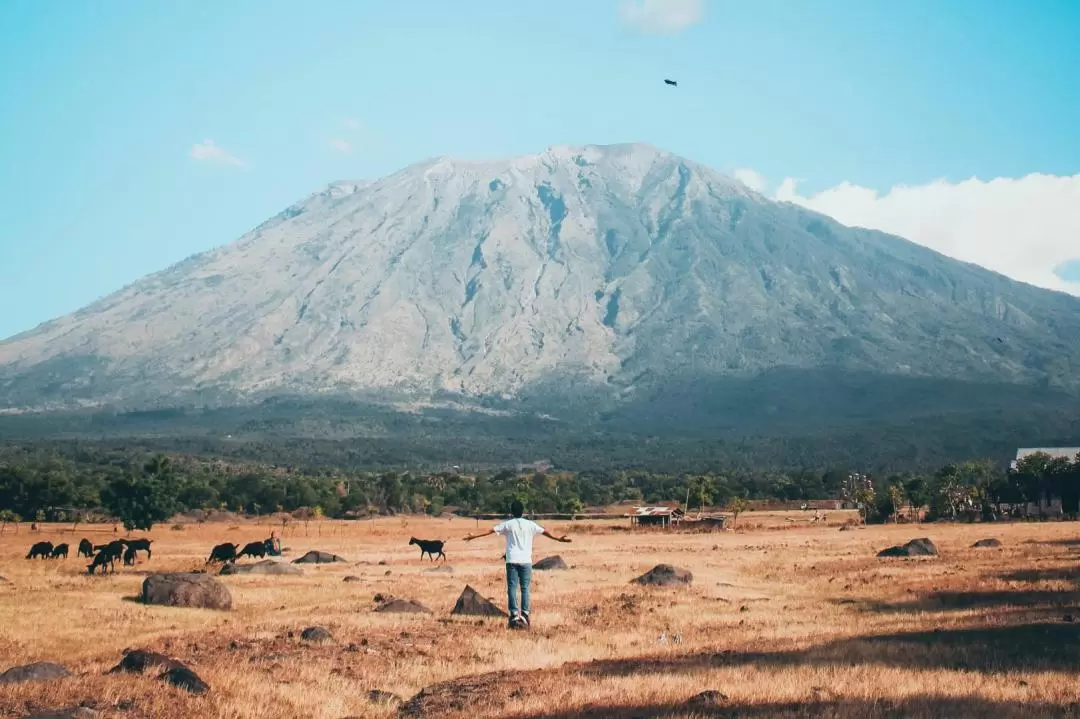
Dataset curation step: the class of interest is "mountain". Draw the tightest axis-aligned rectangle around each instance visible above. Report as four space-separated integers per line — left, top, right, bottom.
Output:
2 142 1079 446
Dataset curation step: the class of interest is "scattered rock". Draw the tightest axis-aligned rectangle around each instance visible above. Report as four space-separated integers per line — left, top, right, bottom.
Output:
1064 614 1075 623
839 525 852 531
685 690 729 707
291 550 346 564
632 564 693 587
220 560 302 576
451 585 508 617
159 665 210 695
142 573 232 610
877 538 938 558
300 626 333 643
343 575 361 582
368 690 403 705
376 598 432 614
0 662 71 685
109 649 184 674
377 560 388 566
972 538 1002 548
533 555 568 571
25 708 100 719
425 565 454 573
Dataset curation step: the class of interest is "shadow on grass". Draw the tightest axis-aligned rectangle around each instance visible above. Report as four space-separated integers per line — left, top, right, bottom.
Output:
997 567 1080 583
865 589 1080 613
511 696 1077 719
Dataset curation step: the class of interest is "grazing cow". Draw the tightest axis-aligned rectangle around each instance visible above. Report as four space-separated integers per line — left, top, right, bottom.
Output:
95 540 127 566
77 538 94 558
125 538 153 560
207 543 238 564
50 543 69 559
87 549 114 575
237 541 268 561
26 541 54 560
409 537 446 562
123 545 137 566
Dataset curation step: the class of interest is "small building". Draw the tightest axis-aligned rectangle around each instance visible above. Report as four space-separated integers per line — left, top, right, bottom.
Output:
628 506 685 528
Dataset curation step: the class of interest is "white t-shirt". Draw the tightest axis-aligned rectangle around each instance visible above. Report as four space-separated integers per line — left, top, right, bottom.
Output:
494 517 546 564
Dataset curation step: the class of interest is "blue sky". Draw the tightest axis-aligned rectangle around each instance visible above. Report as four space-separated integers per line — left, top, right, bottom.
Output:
1 0 1078 340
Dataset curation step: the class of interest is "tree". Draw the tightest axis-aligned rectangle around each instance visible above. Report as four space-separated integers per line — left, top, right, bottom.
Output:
0 509 20 534
887 484 905 523
688 475 715 515
903 476 930 522
727 497 748 529
101 471 179 532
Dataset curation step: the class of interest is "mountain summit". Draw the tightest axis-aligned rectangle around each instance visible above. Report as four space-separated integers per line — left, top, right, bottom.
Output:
2 143 1079 416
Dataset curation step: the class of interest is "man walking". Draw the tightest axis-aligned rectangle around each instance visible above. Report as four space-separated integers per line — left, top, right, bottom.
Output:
463 499 571 629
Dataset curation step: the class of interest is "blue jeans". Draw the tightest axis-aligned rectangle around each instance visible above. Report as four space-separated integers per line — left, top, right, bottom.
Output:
506 563 532 617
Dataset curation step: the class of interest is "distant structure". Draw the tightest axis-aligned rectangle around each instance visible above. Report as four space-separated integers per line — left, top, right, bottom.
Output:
628 505 685 528
516 459 553 473
1011 447 1080 472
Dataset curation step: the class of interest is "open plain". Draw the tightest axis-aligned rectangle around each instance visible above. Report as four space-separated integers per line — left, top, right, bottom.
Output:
1 514 1079 719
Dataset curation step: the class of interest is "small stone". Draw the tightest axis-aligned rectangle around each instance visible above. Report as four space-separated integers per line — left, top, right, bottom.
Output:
343 576 361 582
300 626 333 643
159 665 210 695
0 661 71 684
369 689 403 705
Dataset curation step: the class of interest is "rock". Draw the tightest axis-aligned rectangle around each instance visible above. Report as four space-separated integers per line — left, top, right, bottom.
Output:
368 690 403 705
685 690 729 707
972 538 1002 548
877 538 938 558
376 598 432 614
0 662 71 685
451 585 508 617
839 525 852 531
343 575 361 582
220 560 302 576
109 649 184 674
632 564 693 587
292 550 346 564
300 626 333 643
159 665 210 695
142 573 232 610
0 576 9 584
425 565 454 573
25 708 100 719
533 556 568 570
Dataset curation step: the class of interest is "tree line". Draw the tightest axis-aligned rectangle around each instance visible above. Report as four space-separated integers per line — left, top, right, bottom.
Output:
0 443 1077 531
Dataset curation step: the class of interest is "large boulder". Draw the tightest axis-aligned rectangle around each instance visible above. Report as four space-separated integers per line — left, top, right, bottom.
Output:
142 573 232 610
451 585 507 617
376 598 432 614
291 550 346 564
632 564 693 587
533 556 568 570
878 538 938 557
159 665 210 695
220 560 302 576
108 649 184 674
0 661 71 685
973 538 1002 548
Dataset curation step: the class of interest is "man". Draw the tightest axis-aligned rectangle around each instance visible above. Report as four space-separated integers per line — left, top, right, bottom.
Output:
463 499 571 629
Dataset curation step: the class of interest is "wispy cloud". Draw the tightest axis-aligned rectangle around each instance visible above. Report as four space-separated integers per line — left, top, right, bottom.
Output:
340 117 363 132
773 171 1080 296
189 139 247 168
734 168 767 193
619 0 704 35
328 138 353 153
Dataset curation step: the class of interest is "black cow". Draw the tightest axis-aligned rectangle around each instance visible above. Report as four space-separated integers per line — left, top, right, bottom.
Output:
125 538 153 560
26 541 53 560
50 543 69 559
77 538 94 558
237 541 268 561
207 543 238 564
123 545 137 566
87 550 114 575
409 537 446 562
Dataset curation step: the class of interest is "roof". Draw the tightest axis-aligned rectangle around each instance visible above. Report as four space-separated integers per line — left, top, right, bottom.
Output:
628 506 685 517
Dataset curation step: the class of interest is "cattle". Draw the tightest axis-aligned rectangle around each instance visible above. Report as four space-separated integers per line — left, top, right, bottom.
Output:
87 550 114 575
123 545 137 566
50 543 69 559
26 541 53 560
95 540 127 565
207 543 238 564
409 537 446 562
237 541 268 561
125 538 153 560
77 538 94 558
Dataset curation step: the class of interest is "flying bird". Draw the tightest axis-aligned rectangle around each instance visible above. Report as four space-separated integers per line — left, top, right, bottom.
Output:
664 79 678 87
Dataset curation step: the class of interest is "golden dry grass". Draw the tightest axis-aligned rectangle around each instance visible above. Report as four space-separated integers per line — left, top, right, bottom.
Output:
1 514 1079 718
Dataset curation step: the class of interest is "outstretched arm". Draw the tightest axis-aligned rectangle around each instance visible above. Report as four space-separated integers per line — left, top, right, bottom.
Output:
541 531 572 543
462 529 496 542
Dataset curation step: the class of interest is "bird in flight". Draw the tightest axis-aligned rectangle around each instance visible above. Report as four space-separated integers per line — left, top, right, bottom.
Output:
664 79 678 87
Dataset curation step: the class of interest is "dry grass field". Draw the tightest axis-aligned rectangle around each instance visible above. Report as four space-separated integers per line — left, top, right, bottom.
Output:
1 513 1079 718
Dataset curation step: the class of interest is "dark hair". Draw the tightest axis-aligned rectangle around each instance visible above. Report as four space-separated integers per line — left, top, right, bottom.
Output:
510 499 524 518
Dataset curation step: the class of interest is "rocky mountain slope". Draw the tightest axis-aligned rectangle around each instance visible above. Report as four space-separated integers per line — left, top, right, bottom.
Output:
2 143 1079 424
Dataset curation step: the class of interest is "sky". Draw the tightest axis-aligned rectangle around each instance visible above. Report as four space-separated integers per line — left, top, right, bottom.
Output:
1 0 1078 340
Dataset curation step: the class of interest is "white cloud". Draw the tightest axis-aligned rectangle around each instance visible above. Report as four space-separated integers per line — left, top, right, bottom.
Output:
328 138 353 153
734 168 767 193
189 139 247 168
773 172 1080 295
619 0 704 35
